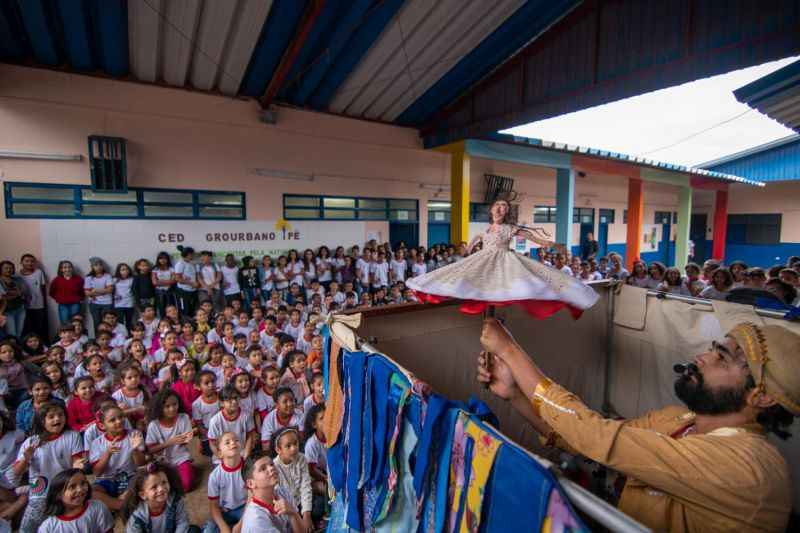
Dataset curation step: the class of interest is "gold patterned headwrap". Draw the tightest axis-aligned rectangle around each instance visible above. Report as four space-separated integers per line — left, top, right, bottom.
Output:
728 322 800 416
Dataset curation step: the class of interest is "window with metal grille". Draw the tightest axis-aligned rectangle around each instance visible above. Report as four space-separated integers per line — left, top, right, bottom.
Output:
599 208 615 224
534 206 557 223
470 202 491 222
88 136 127 192
283 195 417 221
654 211 672 224
726 214 781 245
573 207 594 224
4 182 245 219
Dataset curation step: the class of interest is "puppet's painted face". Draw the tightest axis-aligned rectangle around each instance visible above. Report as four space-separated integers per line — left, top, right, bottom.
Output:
490 201 509 221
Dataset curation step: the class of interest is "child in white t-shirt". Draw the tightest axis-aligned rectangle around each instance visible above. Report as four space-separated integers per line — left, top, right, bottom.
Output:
14 401 86 533
192 370 219 459
89 405 146 511
207 385 255 464
260 388 303 456
273 428 313 531
240 451 302 532
38 469 114 533
144 390 195 493
205 432 248 533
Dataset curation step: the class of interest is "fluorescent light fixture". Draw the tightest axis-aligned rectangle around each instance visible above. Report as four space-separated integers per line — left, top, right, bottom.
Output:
427 201 452 208
419 183 451 191
0 151 83 161
252 168 314 181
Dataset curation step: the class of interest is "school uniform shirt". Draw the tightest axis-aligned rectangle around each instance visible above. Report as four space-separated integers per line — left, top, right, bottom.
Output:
20 269 47 310
89 430 144 480
260 267 275 292
153 267 175 292
221 266 241 296
207 408 255 458
191 396 220 437
369 261 389 288
259 331 277 351
316 257 332 282
174 260 197 292
145 413 193 465
288 262 304 286
240 486 296 532
389 259 406 282
238 390 257 421
84 274 113 305
302 395 322 416
304 433 327 471
283 321 303 341
67 395 97 431
207 328 224 346
330 257 345 283
356 258 371 286
59 340 83 368
83 419 133 451
39 499 114 533
153 345 187 365
295 336 313 355
699 286 730 300
142 319 159 345
112 388 146 414
172 380 201 414
301 263 316 286
255 388 276 418
260 410 303 447
0 430 25 489
200 264 220 290
114 277 135 309
208 459 247 512
234 324 253 338
411 262 427 278
16 430 84 500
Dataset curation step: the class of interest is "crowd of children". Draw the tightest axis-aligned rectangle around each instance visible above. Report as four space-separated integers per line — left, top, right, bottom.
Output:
0 248 362 532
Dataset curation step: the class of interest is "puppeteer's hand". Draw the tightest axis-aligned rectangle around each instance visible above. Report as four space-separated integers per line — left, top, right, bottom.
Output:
477 351 518 401
480 318 516 356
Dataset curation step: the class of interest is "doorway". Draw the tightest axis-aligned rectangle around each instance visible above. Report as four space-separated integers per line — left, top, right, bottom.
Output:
597 208 615 258
389 222 418 248
690 214 708 264
574 207 595 258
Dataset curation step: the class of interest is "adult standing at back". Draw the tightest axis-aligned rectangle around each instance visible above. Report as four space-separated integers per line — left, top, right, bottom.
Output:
151 252 176 318
220 254 242 306
83 258 113 336
581 232 599 260
48 260 84 327
19 254 48 339
174 246 199 319
0 260 29 339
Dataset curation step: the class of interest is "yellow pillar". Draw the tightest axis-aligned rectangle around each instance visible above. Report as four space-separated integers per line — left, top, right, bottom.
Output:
437 142 470 245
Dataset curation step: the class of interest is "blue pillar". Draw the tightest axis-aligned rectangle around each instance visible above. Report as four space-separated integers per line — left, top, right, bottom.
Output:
555 168 575 248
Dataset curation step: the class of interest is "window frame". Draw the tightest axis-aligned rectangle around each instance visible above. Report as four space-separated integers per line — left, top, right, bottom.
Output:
599 208 615 224
534 205 557 223
726 213 782 245
283 194 418 222
4 181 246 220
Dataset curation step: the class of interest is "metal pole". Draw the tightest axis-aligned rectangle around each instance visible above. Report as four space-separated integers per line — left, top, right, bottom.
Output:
603 281 617 415
644 290 788 319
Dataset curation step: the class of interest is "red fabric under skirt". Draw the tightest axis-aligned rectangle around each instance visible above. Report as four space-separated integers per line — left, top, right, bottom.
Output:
413 291 584 320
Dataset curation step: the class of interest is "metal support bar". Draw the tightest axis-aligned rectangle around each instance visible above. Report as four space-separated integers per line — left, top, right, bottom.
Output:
644 290 787 319
0 151 82 161
603 281 617 415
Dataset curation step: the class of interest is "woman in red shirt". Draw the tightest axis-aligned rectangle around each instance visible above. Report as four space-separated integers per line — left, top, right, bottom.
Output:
49 260 84 326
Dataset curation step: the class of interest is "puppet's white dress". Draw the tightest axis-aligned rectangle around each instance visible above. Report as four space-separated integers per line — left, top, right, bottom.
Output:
406 224 599 318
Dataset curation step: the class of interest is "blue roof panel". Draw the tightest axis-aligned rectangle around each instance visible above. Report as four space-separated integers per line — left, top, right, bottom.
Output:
703 135 800 182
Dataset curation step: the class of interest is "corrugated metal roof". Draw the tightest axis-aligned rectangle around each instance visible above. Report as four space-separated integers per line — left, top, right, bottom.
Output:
2 0 798 142
0 0 581 125
422 0 800 147
477 133 765 187
701 134 800 182
733 58 800 133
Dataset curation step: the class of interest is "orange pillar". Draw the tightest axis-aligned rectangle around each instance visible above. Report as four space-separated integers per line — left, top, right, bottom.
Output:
625 178 644 271
712 189 729 261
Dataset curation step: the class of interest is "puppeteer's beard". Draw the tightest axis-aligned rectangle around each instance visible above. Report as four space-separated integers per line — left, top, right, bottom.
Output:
674 370 748 415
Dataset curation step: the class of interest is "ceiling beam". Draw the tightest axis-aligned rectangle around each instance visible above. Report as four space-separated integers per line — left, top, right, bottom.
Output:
260 0 327 108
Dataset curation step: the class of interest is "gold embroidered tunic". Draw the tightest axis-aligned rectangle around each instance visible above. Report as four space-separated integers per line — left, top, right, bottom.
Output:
534 381 791 533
